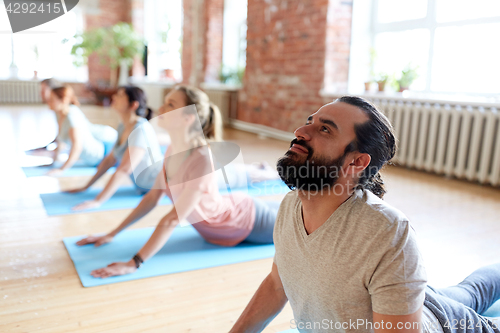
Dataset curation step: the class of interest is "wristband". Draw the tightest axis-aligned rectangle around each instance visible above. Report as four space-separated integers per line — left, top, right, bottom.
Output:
132 254 144 268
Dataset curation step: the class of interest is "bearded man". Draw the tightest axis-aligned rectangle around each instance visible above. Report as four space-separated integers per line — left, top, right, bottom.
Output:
229 96 500 333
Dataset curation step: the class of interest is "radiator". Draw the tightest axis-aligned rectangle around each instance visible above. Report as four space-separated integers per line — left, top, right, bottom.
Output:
370 97 500 186
0 80 42 103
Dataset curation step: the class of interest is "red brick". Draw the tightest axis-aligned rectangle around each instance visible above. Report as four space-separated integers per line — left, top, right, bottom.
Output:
237 0 351 131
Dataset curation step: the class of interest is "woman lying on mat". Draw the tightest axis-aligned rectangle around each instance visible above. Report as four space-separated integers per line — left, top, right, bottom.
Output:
68 86 277 211
67 86 165 211
77 85 279 278
25 79 63 157
46 86 117 175
41 78 62 104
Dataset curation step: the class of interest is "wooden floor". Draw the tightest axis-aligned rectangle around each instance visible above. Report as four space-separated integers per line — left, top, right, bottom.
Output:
1 104 499 332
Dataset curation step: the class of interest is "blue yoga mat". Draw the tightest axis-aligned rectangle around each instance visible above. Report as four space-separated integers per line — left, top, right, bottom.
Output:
22 146 169 178
39 179 290 216
484 300 500 317
40 186 172 216
64 226 275 287
23 166 117 177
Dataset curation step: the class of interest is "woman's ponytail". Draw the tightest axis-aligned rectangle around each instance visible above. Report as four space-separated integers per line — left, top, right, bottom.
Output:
204 102 223 141
145 107 153 121
174 85 223 142
121 85 151 120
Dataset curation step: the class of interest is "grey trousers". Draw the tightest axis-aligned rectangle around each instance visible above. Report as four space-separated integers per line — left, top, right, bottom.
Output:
425 263 500 333
244 198 280 244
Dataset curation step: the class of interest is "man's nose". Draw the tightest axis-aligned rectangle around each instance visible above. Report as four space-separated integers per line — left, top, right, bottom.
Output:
294 125 311 141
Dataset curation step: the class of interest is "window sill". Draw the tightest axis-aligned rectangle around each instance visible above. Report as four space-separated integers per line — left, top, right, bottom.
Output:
320 89 500 108
128 77 178 87
127 78 243 92
0 78 88 84
200 82 242 91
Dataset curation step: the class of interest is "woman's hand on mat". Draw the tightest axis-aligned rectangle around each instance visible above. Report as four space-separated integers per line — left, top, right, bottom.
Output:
66 186 87 194
72 200 102 211
90 260 137 278
76 234 114 247
46 168 63 176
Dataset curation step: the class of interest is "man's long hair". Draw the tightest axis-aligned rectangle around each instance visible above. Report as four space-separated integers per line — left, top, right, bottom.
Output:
338 96 396 198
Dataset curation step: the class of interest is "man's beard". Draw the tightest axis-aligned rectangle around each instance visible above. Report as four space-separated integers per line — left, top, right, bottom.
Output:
276 138 347 192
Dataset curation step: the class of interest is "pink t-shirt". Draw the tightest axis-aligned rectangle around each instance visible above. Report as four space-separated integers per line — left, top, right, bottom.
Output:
162 145 256 246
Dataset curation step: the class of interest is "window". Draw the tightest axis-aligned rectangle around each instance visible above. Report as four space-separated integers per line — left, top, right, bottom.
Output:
431 22 500 94
373 29 429 91
377 0 427 23
143 0 183 81
221 0 247 85
0 1 87 81
349 0 500 96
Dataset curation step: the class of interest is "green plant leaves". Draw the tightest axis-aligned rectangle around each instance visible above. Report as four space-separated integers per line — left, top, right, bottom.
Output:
67 23 144 69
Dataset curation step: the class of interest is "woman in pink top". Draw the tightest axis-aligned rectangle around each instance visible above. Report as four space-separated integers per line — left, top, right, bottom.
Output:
77 85 279 278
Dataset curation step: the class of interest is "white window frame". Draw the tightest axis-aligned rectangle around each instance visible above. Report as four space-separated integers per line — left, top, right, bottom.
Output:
143 0 183 82
0 1 87 82
349 0 500 98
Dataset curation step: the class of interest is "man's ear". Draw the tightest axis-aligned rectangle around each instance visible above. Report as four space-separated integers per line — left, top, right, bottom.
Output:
345 152 371 176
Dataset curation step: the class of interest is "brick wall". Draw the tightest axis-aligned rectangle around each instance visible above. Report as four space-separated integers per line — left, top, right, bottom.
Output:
238 0 352 132
182 0 224 85
181 0 194 84
324 0 352 92
204 0 224 83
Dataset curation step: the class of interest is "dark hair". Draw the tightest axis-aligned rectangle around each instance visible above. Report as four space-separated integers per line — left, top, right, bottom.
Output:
120 86 153 120
41 78 62 89
174 85 223 141
337 96 396 198
51 85 80 106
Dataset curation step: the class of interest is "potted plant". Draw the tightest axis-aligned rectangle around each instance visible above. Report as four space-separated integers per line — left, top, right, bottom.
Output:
376 73 389 92
218 65 244 86
65 23 144 88
364 80 373 92
158 21 176 80
397 64 419 92
32 44 39 80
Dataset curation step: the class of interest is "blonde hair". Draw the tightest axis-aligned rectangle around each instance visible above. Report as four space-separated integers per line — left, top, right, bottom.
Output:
174 85 223 142
51 85 80 106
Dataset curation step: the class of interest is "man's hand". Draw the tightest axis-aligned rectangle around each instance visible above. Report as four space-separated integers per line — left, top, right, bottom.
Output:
76 234 114 247
90 260 137 278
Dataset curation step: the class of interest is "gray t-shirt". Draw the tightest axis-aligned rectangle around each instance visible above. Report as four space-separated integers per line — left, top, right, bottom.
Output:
112 118 163 191
273 189 427 333
58 105 117 166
